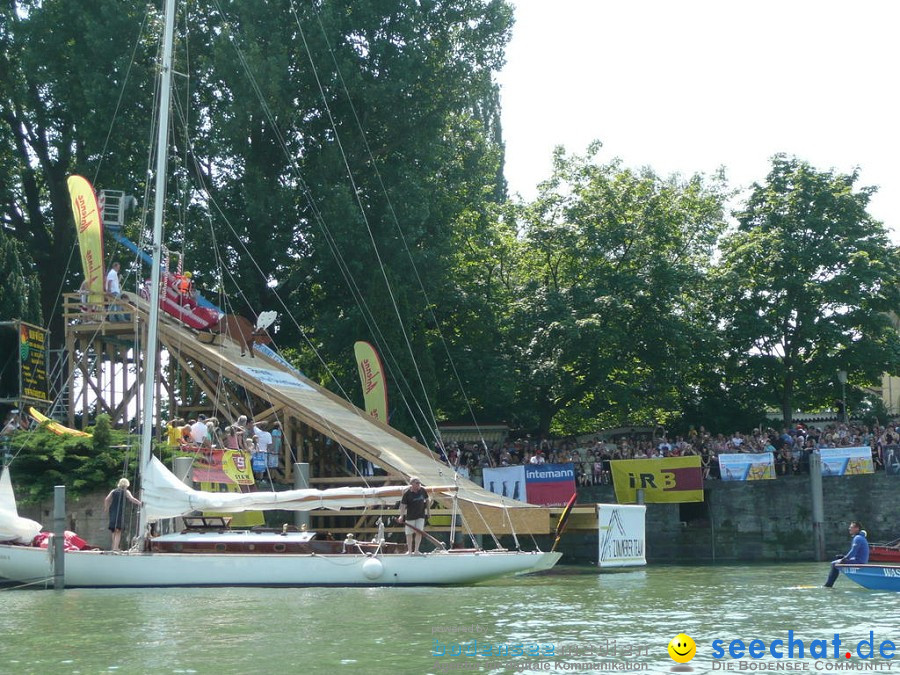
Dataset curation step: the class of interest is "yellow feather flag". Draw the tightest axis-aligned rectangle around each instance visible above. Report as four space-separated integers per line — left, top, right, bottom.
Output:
354 341 389 423
67 175 106 301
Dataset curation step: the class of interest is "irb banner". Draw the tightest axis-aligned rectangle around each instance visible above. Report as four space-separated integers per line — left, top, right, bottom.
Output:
819 447 874 476
598 504 646 568
524 463 576 507
718 452 776 481
610 456 704 503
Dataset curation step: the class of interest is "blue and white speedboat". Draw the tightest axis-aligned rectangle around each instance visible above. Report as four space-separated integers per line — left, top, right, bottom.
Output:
837 563 900 591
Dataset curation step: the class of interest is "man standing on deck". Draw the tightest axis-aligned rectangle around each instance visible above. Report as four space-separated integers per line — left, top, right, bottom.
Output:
106 261 125 322
398 477 430 554
824 521 869 587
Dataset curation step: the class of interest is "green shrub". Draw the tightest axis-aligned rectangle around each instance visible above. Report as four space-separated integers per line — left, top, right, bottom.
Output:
3 416 173 504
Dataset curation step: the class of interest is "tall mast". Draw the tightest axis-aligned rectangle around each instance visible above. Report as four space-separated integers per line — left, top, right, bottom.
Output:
138 0 177 537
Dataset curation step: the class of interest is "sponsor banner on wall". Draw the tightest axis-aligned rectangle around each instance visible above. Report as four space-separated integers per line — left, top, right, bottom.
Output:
718 452 776 481
597 504 646 568
819 447 874 476
482 465 527 502
610 456 704 503
481 463 577 506
524 463 576 507
884 445 900 476
192 450 256 485
19 322 48 402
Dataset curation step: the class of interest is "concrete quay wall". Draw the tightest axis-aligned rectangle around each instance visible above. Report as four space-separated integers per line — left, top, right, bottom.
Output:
556 473 899 564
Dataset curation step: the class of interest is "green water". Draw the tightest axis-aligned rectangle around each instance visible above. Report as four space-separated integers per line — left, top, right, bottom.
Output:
1 564 896 674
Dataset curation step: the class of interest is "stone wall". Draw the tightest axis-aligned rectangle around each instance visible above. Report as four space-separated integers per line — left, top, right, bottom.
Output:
556 472 899 564
18 491 132 550
15 472 898 561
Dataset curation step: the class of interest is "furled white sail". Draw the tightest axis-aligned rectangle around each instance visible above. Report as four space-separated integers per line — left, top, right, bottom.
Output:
142 456 454 521
0 467 43 543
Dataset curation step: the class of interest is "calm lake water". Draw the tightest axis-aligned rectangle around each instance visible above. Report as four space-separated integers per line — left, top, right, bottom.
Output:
1 563 897 674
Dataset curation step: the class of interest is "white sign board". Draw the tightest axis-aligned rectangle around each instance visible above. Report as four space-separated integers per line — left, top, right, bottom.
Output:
481 465 527 502
238 366 315 391
597 504 647 568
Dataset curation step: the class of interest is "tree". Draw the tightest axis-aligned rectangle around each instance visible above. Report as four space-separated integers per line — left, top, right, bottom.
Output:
0 0 157 343
0 1 515 444
712 155 900 423
502 143 728 434
0 228 42 324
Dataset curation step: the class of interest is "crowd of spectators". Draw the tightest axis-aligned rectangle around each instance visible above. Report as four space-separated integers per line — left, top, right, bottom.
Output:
436 421 900 483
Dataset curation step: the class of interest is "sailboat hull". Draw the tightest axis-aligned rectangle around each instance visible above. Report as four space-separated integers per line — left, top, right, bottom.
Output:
0 543 560 588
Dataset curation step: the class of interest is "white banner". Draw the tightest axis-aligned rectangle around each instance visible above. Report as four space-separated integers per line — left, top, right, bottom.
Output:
718 452 776 481
481 465 527 502
597 504 646 568
818 447 874 476
237 366 315 391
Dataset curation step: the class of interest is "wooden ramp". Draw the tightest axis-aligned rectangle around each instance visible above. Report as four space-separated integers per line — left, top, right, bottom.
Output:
125 295 552 534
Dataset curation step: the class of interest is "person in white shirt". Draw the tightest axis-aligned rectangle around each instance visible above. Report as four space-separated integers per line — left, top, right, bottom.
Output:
255 422 272 455
189 414 208 444
105 262 125 321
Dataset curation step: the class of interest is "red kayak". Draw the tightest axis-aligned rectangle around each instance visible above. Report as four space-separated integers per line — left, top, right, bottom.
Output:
140 277 221 330
869 538 900 563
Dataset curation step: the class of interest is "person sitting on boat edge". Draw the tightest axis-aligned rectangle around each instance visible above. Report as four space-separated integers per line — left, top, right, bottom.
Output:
104 478 142 551
398 477 430 554
824 520 869 587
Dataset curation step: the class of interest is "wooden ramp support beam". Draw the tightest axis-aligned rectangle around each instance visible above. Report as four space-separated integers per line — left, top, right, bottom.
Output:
118 293 554 535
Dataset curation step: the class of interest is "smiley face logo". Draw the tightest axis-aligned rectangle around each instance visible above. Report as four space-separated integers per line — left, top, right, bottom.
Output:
668 633 696 663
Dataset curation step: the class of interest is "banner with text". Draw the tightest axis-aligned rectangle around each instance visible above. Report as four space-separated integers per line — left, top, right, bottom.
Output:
598 504 646 568
19 322 48 402
353 341 389 423
192 450 255 485
610 456 704 503
819 447 874 476
67 175 105 300
524 463 576 507
718 452 776 481
481 463 577 506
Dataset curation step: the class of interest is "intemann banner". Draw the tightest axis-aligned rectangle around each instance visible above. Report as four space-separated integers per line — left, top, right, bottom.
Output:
524 463 576 507
610 456 704 503
819 447 874 476
718 452 776 481
481 463 577 506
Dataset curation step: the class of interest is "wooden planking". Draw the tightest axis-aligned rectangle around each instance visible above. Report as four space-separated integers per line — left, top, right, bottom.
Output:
124 295 552 534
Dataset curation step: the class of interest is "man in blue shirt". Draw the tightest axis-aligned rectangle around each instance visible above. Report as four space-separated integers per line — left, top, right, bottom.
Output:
824 521 869 587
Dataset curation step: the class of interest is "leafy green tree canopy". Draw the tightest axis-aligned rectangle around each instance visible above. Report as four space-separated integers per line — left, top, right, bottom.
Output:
504 143 729 434
712 155 900 423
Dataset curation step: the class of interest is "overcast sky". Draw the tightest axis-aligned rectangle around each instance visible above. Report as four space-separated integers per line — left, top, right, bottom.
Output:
497 0 899 235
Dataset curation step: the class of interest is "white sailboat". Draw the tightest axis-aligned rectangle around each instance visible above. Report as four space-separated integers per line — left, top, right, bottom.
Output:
0 0 561 588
